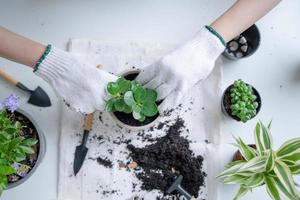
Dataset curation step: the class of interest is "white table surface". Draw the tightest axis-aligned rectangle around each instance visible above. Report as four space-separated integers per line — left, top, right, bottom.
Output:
1 1 300 200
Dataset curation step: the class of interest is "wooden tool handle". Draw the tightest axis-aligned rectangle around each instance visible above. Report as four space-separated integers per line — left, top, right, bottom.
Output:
84 113 94 131
0 70 18 85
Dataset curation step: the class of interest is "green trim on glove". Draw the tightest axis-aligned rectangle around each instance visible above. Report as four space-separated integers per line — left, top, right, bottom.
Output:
33 44 52 72
205 25 226 47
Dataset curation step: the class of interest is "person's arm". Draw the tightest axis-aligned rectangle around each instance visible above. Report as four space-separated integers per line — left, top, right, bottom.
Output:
211 0 281 42
137 0 281 113
0 26 45 68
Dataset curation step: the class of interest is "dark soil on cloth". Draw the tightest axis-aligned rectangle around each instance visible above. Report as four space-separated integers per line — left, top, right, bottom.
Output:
127 118 206 198
7 111 40 184
97 157 113 168
222 84 261 121
113 71 159 127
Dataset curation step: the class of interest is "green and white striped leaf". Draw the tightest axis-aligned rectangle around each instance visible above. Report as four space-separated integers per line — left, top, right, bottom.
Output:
218 162 245 178
237 156 267 173
277 138 300 157
281 152 300 162
224 160 246 169
223 175 248 184
273 160 299 198
235 171 256 177
290 165 300 174
265 176 280 200
274 177 300 200
254 122 265 155
233 186 250 200
260 121 273 150
243 173 264 188
265 150 276 172
235 136 256 161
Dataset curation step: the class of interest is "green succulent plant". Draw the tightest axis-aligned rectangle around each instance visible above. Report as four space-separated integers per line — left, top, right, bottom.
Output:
230 79 259 123
0 110 38 195
218 121 300 200
105 77 158 122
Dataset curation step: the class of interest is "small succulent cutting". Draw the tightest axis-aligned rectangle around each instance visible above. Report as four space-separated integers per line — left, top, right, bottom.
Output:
218 121 300 200
230 79 259 122
0 94 38 195
105 77 158 122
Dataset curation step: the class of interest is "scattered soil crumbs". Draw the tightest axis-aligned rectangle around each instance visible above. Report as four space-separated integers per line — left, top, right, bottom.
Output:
97 157 113 168
127 118 206 198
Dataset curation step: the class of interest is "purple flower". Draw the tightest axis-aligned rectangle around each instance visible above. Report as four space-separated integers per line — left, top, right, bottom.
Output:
0 93 19 112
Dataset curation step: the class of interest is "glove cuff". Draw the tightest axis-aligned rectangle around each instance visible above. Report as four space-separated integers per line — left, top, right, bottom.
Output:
188 27 226 60
34 46 73 83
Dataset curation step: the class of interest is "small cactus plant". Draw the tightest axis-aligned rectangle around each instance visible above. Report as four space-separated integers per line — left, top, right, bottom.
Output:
229 79 259 122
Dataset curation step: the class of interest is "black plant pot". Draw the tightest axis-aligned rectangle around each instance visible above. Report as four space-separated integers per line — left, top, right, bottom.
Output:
110 69 160 130
221 83 261 122
223 24 261 60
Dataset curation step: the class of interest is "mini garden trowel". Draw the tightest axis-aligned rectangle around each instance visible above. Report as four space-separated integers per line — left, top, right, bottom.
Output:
167 175 196 200
0 69 51 107
73 113 94 175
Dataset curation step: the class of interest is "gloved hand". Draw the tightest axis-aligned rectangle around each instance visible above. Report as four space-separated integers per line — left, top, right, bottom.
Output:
34 46 118 113
136 26 225 113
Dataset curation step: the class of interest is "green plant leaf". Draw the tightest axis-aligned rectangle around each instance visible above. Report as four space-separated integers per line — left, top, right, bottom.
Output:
132 112 145 122
234 136 256 161
145 89 157 102
242 173 264 188
273 160 299 198
254 122 265 155
237 156 267 173
117 78 131 93
277 138 300 158
124 91 136 107
260 121 273 150
105 99 115 112
281 152 300 162
233 186 250 200
133 87 146 103
114 99 126 112
19 145 34 154
123 105 132 114
224 160 246 169
0 165 16 175
107 82 120 95
223 175 248 184
265 176 280 200
265 150 276 172
141 102 158 117
218 162 245 178
274 177 300 200
22 138 38 146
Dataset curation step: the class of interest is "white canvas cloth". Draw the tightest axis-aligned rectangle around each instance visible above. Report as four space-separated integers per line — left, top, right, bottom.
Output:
58 40 223 200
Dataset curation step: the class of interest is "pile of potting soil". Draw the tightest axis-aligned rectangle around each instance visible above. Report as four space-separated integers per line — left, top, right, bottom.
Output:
127 118 206 198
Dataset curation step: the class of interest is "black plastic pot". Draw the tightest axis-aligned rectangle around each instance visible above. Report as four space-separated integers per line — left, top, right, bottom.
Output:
221 83 261 122
223 24 261 60
110 70 160 130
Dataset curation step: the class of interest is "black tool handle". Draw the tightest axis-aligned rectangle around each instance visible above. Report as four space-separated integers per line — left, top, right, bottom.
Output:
16 82 32 93
177 185 192 200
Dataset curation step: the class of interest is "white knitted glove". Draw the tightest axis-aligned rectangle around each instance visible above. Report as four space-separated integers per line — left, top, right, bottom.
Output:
35 46 118 113
136 27 225 113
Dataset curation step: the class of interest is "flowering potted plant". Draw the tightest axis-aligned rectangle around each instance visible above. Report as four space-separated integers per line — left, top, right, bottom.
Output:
0 94 46 195
222 79 261 123
218 121 300 200
106 70 159 130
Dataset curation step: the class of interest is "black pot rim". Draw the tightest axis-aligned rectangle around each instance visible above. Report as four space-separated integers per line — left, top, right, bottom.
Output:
221 83 262 122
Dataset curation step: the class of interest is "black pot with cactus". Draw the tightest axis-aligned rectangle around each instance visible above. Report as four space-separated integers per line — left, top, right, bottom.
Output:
222 79 261 123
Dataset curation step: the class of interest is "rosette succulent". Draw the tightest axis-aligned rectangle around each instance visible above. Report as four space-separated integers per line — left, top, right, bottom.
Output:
230 79 259 122
105 77 158 122
218 121 300 200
